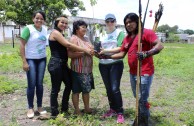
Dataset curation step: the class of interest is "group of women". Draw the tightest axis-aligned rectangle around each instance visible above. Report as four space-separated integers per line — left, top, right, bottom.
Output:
20 10 163 125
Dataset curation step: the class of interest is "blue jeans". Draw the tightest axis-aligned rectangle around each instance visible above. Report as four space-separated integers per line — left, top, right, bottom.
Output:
130 74 153 117
26 58 46 109
48 57 72 116
99 61 124 114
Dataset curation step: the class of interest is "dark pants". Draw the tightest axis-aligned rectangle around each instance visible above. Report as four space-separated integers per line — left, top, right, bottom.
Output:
99 61 124 114
48 57 72 116
26 58 46 109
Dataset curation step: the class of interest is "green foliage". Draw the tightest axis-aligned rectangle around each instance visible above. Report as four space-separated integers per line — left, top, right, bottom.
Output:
49 114 102 126
154 43 194 79
0 0 6 10
166 33 180 42
184 29 194 35
157 24 179 34
153 43 194 125
6 11 17 19
1 0 86 25
64 0 86 16
179 112 194 125
0 0 6 23
90 0 97 6
0 75 25 94
0 51 21 73
0 43 194 125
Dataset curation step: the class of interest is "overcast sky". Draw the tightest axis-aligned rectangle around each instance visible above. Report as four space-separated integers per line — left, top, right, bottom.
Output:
70 0 193 30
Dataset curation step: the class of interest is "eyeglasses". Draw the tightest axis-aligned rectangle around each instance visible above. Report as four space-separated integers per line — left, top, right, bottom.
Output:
105 19 115 23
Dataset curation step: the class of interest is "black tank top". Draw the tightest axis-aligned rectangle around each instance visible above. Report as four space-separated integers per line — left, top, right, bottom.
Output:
49 39 68 61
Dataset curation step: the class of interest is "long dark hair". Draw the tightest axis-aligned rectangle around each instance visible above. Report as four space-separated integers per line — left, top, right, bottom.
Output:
72 20 88 35
54 15 68 32
123 13 142 36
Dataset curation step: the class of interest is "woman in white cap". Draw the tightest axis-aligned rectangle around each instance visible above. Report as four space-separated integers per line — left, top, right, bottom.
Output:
97 13 125 124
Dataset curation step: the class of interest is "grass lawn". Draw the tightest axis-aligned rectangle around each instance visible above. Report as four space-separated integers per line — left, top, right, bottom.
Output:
0 42 194 126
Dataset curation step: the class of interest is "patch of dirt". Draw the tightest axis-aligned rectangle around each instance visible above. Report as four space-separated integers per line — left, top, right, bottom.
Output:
0 86 51 126
0 72 176 126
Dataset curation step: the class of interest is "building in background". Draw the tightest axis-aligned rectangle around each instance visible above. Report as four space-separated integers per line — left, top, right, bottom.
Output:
175 34 189 42
156 32 166 42
188 34 194 44
0 16 125 44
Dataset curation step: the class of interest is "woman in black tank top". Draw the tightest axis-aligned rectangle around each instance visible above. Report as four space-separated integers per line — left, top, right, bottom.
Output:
48 15 94 117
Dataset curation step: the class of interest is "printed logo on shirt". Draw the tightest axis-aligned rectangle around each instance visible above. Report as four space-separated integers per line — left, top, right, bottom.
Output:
36 35 46 54
108 35 114 40
38 35 46 41
36 44 45 54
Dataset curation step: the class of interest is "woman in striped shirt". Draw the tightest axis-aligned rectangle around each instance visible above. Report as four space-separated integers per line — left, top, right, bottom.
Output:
68 20 94 115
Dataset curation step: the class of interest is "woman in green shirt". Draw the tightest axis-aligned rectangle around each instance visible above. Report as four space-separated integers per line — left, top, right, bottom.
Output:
20 10 47 119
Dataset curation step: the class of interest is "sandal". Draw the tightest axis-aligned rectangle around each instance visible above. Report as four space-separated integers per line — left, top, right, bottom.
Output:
82 108 93 114
74 110 82 116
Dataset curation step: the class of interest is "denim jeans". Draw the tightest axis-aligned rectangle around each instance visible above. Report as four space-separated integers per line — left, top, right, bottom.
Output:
48 57 72 115
130 74 153 117
99 61 124 114
26 58 46 109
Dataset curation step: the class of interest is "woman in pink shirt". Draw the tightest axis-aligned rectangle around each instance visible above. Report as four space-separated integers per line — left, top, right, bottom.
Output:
68 20 94 115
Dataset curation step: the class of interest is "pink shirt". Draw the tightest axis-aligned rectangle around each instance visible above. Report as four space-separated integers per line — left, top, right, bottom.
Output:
70 35 93 73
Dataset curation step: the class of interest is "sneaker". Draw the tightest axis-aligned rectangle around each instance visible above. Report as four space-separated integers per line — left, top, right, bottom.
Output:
27 109 34 119
117 114 124 123
101 109 116 118
37 107 47 115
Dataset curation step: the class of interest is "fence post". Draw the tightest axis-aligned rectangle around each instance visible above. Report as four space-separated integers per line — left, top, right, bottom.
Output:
12 30 14 48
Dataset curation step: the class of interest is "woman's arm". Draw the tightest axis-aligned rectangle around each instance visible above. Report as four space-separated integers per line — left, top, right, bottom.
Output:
99 47 121 54
20 39 29 71
51 30 94 56
95 50 127 59
67 37 85 58
110 51 127 59
100 31 125 55
68 49 84 58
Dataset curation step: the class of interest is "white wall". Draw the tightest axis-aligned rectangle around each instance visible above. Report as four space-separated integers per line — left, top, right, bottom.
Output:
0 23 3 43
0 25 24 43
188 35 194 44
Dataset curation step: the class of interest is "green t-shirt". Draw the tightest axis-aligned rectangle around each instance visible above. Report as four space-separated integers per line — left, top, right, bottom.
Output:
20 26 30 41
117 31 125 46
20 24 47 59
99 29 125 64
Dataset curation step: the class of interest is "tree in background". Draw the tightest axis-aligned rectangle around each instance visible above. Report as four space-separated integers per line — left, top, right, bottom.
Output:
157 24 194 35
157 24 194 42
167 33 180 42
64 0 85 16
1 0 86 26
90 0 97 18
184 29 194 35
0 0 6 24
157 24 179 34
